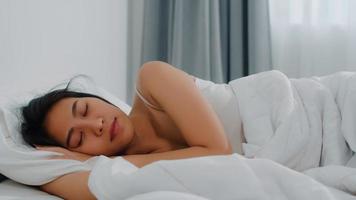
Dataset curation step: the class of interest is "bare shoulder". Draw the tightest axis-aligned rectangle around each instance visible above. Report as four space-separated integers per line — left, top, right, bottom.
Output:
136 61 231 152
137 61 195 85
135 61 194 107
138 61 183 75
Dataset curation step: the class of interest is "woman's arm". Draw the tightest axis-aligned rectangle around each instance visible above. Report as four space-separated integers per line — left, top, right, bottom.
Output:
33 146 94 199
41 171 95 200
123 146 230 168
128 61 233 167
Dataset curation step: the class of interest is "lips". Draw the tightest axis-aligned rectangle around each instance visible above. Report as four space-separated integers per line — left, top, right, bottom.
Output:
110 117 119 141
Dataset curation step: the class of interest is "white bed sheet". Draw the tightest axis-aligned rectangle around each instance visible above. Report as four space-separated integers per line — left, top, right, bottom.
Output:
0 180 61 200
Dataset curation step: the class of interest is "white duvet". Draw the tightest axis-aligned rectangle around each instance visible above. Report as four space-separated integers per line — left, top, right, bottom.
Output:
89 154 356 200
87 70 356 199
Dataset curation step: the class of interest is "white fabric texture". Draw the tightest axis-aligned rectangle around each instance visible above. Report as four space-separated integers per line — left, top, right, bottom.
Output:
0 76 132 185
229 70 352 171
88 70 356 199
125 191 209 200
88 154 356 200
194 77 244 154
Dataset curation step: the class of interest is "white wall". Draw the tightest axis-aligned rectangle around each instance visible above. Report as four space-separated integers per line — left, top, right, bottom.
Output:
0 0 128 101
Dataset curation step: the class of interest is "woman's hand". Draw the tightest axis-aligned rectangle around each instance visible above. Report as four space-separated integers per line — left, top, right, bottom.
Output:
36 146 93 162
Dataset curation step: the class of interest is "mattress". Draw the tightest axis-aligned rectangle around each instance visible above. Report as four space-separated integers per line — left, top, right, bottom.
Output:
0 179 61 200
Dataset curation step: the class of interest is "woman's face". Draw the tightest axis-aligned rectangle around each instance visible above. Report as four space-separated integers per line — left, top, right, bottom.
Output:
44 97 134 156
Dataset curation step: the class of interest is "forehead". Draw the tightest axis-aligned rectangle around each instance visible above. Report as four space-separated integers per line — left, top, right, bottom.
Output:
44 97 77 144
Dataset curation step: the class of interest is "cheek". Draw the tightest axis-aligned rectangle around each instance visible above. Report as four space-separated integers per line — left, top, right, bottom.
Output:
81 138 111 155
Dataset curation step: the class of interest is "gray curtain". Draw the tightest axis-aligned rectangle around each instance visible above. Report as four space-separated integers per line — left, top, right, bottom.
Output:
248 0 272 74
126 0 271 105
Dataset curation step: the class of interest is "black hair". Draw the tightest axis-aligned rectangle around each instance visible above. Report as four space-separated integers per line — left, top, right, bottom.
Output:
20 79 113 148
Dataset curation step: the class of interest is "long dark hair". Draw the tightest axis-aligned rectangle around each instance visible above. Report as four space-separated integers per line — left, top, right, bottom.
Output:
20 77 112 147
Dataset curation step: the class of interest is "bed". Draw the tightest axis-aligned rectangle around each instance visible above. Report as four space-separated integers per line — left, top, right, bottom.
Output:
0 179 61 200
2 71 356 199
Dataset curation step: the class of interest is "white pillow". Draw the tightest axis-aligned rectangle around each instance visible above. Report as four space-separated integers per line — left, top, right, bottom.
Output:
0 76 132 185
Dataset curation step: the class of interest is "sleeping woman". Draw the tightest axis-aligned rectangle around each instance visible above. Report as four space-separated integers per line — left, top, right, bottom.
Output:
20 61 245 200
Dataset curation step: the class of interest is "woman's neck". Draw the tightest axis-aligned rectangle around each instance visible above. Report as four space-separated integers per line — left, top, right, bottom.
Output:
123 112 160 155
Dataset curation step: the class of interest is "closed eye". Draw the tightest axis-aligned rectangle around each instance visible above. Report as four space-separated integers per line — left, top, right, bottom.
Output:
78 131 84 147
83 103 88 117
68 130 83 148
72 131 84 148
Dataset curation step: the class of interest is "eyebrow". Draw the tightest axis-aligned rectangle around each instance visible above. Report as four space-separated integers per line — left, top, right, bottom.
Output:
66 100 78 147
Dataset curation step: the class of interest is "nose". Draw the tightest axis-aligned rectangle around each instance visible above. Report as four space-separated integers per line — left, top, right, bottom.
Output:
77 117 104 137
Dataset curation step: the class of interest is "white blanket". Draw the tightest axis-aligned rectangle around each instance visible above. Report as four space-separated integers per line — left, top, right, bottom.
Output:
88 70 356 199
229 70 353 170
88 155 356 200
